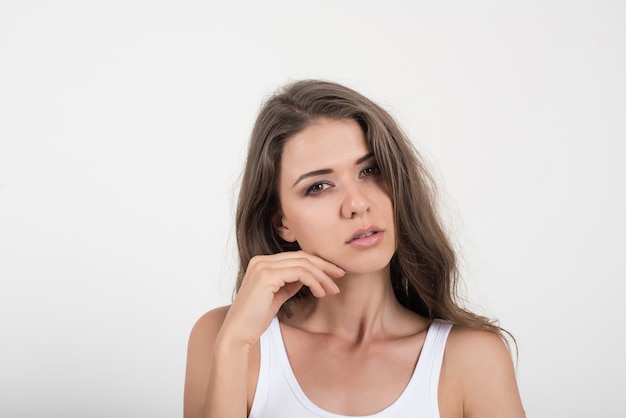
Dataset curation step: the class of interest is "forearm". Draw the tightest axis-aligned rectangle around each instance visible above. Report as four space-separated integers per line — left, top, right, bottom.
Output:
203 335 251 418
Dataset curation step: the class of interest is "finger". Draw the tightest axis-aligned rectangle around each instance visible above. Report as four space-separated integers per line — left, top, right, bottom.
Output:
273 281 304 307
272 265 329 298
261 252 345 279
260 251 346 279
256 258 340 295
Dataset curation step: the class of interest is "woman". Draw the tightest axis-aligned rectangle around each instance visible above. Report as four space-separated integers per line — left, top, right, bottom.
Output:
184 80 525 417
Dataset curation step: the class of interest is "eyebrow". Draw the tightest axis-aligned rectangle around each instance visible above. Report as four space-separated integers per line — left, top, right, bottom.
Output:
292 152 375 187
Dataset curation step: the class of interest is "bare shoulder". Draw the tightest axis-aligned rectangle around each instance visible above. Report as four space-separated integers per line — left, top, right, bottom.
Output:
440 325 525 418
184 305 231 418
446 325 514 369
186 304 231 371
185 305 232 376
188 305 231 344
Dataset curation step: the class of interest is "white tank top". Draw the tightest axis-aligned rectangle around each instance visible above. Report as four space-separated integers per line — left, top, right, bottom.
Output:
249 317 453 418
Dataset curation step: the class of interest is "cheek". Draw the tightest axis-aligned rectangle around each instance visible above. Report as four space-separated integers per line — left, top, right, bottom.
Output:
283 206 336 245
290 207 333 234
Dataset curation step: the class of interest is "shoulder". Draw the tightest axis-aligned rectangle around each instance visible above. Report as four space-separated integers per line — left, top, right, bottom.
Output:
188 305 231 343
185 307 230 371
445 325 513 370
184 306 231 417
185 305 231 374
440 325 525 418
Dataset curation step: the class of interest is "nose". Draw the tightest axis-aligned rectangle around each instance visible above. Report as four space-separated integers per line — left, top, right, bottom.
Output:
340 183 370 219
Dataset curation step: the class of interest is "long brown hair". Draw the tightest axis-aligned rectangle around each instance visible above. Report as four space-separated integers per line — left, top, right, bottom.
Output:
235 79 509 339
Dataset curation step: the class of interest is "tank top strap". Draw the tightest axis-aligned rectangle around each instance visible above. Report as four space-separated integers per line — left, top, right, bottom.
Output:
250 316 453 418
402 318 453 417
248 317 276 418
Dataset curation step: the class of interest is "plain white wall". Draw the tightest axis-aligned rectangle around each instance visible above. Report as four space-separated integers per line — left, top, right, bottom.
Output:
1 1 624 416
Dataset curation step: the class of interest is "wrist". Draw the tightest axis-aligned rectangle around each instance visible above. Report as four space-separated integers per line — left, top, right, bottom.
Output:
213 327 255 355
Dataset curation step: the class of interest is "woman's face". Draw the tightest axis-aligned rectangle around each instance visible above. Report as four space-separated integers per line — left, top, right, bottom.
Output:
276 118 396 274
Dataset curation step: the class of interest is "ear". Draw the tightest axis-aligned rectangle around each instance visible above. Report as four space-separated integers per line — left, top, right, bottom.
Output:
273 212 297 243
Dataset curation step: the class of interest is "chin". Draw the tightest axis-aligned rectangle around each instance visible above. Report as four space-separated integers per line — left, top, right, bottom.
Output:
331 254 393 276
344 265 391 276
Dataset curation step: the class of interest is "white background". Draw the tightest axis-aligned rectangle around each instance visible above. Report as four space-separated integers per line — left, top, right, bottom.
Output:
1 1 624 417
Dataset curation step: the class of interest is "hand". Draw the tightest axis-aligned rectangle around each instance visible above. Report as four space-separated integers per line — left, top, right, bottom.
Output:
218 251 345 348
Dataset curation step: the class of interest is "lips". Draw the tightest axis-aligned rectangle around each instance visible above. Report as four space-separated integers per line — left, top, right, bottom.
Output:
353 231 376 240
347 226 382 243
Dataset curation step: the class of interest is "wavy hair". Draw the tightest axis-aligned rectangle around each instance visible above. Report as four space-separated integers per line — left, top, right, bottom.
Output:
235 79 509 339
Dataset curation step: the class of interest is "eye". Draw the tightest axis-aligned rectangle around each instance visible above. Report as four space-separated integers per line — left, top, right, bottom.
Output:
360 164 381 178
305 182 332 195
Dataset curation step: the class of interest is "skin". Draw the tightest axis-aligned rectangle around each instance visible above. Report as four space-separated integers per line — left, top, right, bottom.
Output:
184 118 525 418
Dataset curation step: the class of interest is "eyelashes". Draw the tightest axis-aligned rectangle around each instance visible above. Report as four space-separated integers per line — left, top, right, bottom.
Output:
360 164 381 178
305 182 332 195
304 164 381 196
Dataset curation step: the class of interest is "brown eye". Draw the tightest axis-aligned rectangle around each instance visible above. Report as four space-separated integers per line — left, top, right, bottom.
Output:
306 182 332 195
360 164 381 177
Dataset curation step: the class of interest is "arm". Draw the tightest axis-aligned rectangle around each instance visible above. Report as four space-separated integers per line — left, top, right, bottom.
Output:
184 306 238 418
186 306 257 418
183 252 344 418
442 327 525 418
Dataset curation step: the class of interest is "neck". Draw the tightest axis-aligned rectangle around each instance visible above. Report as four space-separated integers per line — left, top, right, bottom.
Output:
285 266 415 343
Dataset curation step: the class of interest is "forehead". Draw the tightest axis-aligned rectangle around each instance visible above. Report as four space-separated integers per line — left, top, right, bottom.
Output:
280 118 369 173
